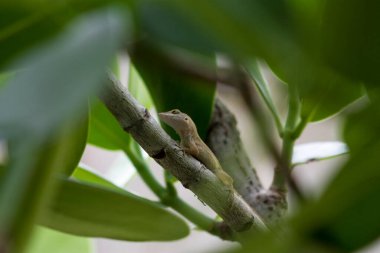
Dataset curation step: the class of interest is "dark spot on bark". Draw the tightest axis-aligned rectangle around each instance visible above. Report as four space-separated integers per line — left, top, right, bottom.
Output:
269 194 279 200
268 206 274 211
223 139 228 145
212 222 233 240
263 199 269 204
122 124 133 132
143 108 150 118
238 220 253 232
152 149 166 159
249 180 253 185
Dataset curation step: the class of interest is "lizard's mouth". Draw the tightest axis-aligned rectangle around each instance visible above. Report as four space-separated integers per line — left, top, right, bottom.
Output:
158 112 180 130
158 112 172 124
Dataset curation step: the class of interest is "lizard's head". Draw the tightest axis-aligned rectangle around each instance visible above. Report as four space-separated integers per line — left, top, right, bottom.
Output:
158 109 196 133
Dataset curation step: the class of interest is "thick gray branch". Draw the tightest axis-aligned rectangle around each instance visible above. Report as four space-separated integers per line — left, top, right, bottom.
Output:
207 99 287 224
100 73 266 232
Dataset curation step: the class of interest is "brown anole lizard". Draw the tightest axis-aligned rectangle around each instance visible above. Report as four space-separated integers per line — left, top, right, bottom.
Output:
159 109 234 188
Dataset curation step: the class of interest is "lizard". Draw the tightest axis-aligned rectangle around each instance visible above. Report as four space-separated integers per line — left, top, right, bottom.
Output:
158 109 234 188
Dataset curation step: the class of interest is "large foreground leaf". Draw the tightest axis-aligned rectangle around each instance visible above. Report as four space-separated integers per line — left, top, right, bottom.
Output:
300 98 380 251
26 226 91 253
72 166 121 191
0 8 127 251
0 8 127 137
41 179 189 241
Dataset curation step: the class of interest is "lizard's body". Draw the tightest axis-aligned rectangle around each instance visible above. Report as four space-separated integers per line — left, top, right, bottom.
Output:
159 109 234 187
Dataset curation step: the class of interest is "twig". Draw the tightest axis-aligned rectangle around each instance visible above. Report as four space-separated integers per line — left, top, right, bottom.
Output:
100 72 267 232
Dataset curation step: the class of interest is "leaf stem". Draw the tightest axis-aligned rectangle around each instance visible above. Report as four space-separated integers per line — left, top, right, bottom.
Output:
123 143 216 234
252 82 283 135
292 113 312 140
169 197 215 232
272 83 300 190
124 143 165 198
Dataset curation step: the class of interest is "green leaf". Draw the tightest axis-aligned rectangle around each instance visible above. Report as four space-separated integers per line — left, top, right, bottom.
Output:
0 1 124 69
247 61 275 110
0 8 127 251
0 8 127 138
0 116 89 252
320 0 380 84
56 116 88 177
0 3 67 69
132 51 216 140
128 63 154 109
41 178 189 241
246 60 282 130
137 0 362 123
26 226 91 253
72 166 121 191
266 54 364 122
88 98 131 150
292 99 380 251
297 63 364 122
138 0 294 59
0 72 14 89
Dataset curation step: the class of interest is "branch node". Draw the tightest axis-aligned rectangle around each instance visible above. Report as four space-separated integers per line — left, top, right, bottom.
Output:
151 148 166 159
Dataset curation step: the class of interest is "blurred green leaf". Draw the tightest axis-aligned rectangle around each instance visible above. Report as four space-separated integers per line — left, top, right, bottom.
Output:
26 226 91 253
296 62 364 122
288 98 380 251
0 8 127 138
0 116 89 252
88 98 131 150
41 178 189 241
321 0 380 84
56 116 88 177
0 3 67 69
266 54 364 122
72 167 121 191
137 0 363 123
133 0 294 139
136 1 225 54
0 8 127 251
139 0 294 59
0 1 125 69
0 72 14 88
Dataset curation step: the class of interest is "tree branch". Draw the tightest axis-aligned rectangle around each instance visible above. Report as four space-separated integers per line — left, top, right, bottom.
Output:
207 99 287 225
100 72 267 232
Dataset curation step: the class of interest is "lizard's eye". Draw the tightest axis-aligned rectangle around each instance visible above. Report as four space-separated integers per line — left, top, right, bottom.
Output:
171 109 180 114
184 117 188 121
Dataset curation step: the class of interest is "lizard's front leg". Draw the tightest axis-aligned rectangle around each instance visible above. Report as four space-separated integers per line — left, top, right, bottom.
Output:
181 137 199 157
